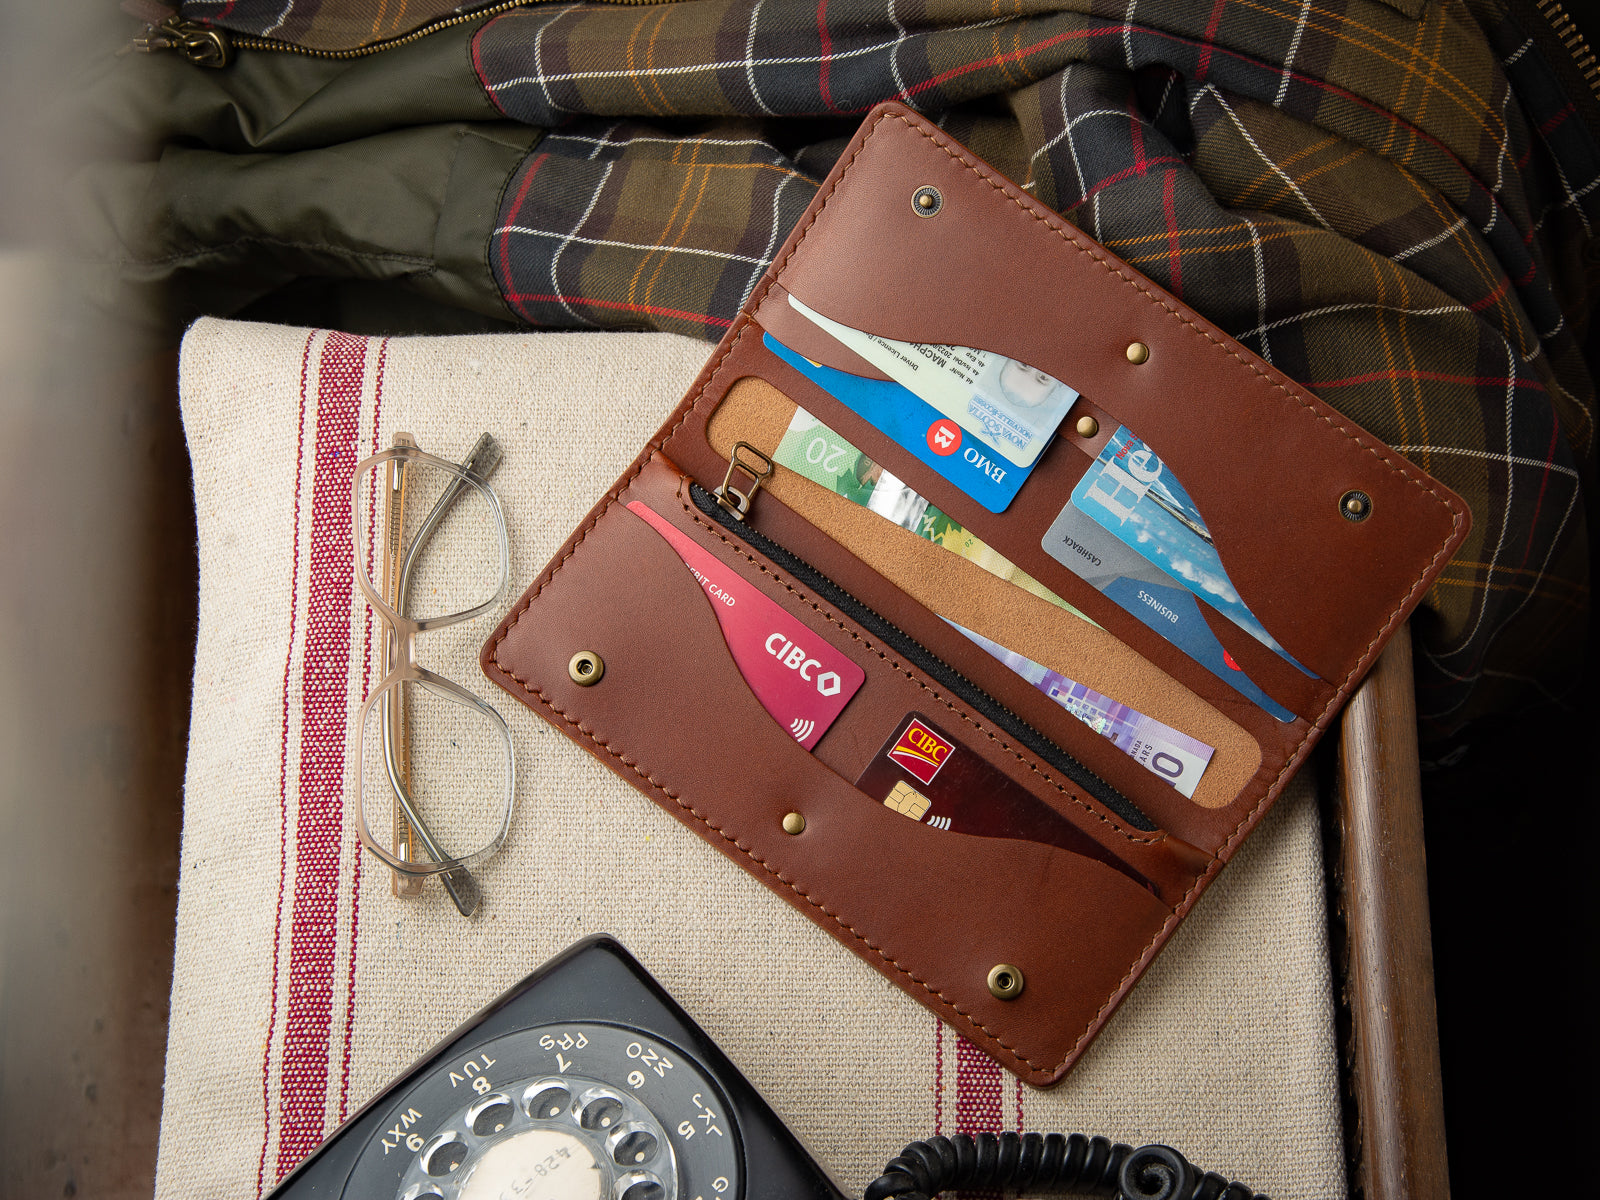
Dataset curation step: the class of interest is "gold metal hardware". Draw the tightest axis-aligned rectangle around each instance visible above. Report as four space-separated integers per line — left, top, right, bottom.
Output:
568 651 605 686
912 186 943 217
782 812 807 835
1075 416 1100 438
987 963 1025 1000
1126 341 1150 365
128 16 233 67
1340 490 1373 523
715 442 775 521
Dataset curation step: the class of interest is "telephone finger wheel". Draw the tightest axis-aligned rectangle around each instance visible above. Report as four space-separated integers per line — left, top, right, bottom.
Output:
346 1022 743 1200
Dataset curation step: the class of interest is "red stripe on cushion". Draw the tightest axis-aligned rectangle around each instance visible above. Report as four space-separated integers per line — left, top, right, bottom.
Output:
337 337 389 1123
956 1037 1004 1198
275 331 369 1176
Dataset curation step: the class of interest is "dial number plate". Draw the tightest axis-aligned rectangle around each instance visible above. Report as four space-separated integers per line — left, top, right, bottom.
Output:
346 1023 743 1200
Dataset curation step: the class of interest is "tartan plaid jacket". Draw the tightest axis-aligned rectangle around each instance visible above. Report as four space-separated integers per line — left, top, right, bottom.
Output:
91 0 1599 737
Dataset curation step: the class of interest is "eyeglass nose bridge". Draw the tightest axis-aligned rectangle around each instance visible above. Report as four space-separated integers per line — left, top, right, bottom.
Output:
382 617 426 674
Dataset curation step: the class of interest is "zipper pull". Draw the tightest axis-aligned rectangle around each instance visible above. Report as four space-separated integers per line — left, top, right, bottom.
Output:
714 442 775 521
125 9 233 68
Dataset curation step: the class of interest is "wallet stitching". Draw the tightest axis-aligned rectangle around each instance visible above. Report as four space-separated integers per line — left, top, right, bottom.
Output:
490 106 1465 1081
674 495 1166 847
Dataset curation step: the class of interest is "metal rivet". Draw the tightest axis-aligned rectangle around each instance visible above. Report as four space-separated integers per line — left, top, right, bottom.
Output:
1126 341 1150 365
912 185 943 217
1075 415 1100 438
782 812 806 835
987 963 1024 1000
1340 490 1373 523
568 650 605 686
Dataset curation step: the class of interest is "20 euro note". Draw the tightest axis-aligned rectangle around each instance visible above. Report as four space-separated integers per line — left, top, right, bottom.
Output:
945 619 1215 799
772 407 1096 626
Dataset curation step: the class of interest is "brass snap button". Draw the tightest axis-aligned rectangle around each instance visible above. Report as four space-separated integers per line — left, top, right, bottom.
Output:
912 185 943 217
1126 341 1150 364
1075 415 1100 438
1340 490 1373 523
781 812 807 835
987 963 1024 1000
568 650 605 686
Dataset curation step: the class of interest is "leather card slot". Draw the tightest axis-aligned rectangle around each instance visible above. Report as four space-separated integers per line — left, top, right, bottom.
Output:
700 329 1324 739
653 471 1198 867
699 373 1282 856
753 106 1468 694
750 297 1348 713
481 455 1188 1085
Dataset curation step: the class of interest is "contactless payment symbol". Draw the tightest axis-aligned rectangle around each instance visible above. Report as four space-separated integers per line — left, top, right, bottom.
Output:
887 719 954 785
926 418 962 456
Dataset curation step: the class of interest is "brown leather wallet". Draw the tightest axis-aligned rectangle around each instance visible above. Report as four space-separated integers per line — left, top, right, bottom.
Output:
481 103 1469 1086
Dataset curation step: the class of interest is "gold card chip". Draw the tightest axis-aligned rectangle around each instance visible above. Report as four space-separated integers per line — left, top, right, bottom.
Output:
884 780 931 821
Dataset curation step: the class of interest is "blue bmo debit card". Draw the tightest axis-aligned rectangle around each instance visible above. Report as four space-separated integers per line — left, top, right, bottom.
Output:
764 332 1030 512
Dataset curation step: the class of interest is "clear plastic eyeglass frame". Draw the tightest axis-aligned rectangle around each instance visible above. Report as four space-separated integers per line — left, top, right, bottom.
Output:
350 444 515 887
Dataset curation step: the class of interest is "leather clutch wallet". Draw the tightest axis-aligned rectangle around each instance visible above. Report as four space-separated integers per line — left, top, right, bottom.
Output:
482 103 1469 1086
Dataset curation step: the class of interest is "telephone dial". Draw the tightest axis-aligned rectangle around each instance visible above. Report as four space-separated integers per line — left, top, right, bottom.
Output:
266 937 1264 1200
266 937 843 1200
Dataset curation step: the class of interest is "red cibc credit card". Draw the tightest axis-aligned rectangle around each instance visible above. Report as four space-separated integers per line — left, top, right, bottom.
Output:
855 713 1152 894
626 501 865 749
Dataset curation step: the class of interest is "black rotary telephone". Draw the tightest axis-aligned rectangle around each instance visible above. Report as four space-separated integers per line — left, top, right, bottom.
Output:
265 937 1265 1200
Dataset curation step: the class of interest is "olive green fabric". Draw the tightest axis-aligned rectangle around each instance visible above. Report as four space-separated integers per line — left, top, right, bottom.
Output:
73 20 538 341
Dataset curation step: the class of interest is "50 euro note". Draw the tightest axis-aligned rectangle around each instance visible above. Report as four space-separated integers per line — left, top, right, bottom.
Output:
772 408 1096 625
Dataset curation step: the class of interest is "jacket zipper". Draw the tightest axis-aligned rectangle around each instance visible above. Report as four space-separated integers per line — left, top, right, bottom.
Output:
127 2 524 66
127 0 679 67
1534 0 1600 99
687 480 1158 833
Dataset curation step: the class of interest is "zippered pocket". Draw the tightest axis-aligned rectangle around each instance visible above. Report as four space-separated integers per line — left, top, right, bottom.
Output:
684 479 1159 834
129 1 685 65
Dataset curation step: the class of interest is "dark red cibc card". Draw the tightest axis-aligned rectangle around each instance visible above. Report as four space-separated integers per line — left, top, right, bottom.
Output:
854 713 1151 893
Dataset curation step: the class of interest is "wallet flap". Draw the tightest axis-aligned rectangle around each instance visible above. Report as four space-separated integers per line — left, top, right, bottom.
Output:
749 107 1468 697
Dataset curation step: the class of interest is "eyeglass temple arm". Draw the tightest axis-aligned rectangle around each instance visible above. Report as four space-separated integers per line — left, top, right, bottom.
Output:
395 432 504 605
380 735 482 919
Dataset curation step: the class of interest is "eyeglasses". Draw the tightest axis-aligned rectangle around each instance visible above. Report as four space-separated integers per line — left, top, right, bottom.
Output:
350 434 514 918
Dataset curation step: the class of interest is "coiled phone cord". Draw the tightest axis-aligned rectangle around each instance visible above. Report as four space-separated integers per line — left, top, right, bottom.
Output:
864 1132 1266 1200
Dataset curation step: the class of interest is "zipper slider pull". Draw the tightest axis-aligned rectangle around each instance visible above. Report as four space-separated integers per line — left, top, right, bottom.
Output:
125 9 233 68
714 442 775 521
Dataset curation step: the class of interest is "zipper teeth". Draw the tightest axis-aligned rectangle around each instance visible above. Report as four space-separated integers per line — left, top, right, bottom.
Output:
229 0 529 58
1536 0 1600 98
688 484 1157 833
226 0 680 59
